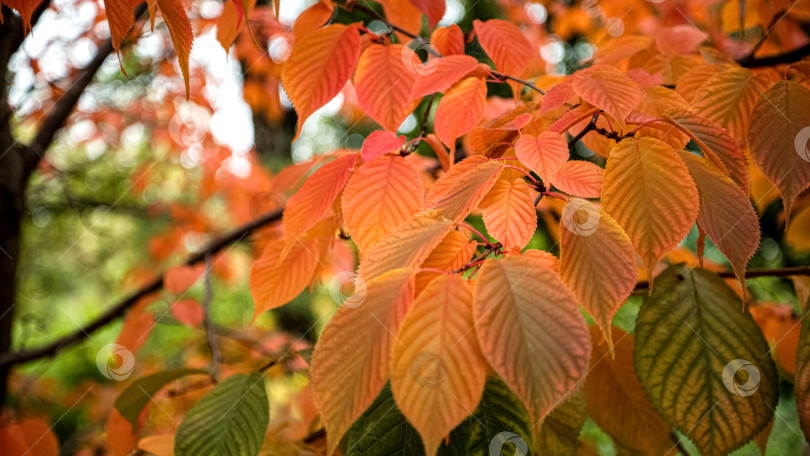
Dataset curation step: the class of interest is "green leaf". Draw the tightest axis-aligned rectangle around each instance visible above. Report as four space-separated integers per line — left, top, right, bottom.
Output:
343 383 469 456
469 376 535 456
536 391 586 456
174 373 269 456
634 265 778 456
114 368 208 428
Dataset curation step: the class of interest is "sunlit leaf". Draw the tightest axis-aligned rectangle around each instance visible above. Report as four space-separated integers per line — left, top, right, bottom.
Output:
311 268 415 455
602 137 699 283
473 253 591 425
480 178 537 251
412 55 480 99
572 64 641 122
391 275 487 456
424 155 504 223
343 155 423 254
281 24 361 139
435 77 487 146
354 43 421 132
514 131 569 184
551 161 603 198
560 199 636 352
156 0 193 97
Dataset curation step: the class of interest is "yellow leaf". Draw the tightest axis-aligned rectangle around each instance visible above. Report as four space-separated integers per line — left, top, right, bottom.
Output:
584 326 672 453
748 80 810 219
342 155 424 254
391 275 487 456
679 151 760 301
480 179 537 251
602 137 699 285
311 268 415 455
560 199 636 353
473 253 591 425
424 155 504 223
358 210 453 281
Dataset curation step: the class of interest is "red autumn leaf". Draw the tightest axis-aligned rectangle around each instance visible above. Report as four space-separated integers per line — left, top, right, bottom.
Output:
411 55 479 99
171 298 204 327
165 263 205 294
473 19 534 77
430 24 465 56
361 130 407 162
156 0 193 97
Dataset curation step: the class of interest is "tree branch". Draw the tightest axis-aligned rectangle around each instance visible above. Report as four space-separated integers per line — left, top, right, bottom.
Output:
201 254 221 381
21 2 148 179
0 207 284 368
634 265 810 290
736 42 810 68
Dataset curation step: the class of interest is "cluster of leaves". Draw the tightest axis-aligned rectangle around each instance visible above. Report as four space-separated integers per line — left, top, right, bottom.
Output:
4 0 810 455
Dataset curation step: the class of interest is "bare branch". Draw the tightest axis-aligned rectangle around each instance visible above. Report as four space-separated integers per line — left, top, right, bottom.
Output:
737 42 810 68
0 207 284 368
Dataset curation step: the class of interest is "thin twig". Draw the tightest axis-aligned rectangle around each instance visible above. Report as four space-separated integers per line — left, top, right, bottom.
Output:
201 254 221 382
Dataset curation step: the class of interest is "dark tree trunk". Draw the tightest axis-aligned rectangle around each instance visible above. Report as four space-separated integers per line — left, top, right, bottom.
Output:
0 7 27 405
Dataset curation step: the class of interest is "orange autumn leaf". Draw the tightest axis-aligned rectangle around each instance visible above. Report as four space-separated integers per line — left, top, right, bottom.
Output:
472 19 533 78
572 65 641 122
584 326 672 453
342 155 424 254
415 229 476 292
473 253 591 424
435 77 487 146
424 155 504 223
103 0 136 58
171 298 203 327
0 417 59 456
282 153 356 240
602 137 699 284
354 43 421 132
748 80 810 219
106 408 136 456
560 199 637 352
430 24 465 56
164 263 204 294
116 298 154 354
156 0 193 97
293 0 334 40
310 268 415 455
680 151 760 300
551 160 603 198
480 178 537 251
358 210 453 281
515 131 569 184
411 55 479 99
692 66 771 144
1 0 44 32
249 235 325 316
282 24 361 139
391 274 486 456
